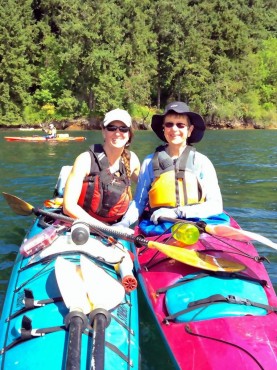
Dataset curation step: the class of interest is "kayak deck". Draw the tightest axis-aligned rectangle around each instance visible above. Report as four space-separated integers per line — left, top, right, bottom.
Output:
133 218 277 369
0 217 139 370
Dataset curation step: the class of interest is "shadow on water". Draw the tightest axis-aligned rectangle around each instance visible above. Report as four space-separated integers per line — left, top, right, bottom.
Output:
0 129 276 369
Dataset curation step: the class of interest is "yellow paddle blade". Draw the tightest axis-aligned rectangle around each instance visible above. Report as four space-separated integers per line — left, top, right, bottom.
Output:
205 224 277 250
147 241 245 272
55 257 92 314
2 192 34 215
80 255 125 311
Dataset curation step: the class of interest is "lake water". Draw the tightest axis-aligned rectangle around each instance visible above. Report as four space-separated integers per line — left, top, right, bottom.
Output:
0 129 276 369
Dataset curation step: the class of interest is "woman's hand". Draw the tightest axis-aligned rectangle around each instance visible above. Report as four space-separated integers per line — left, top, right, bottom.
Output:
150 208 179 225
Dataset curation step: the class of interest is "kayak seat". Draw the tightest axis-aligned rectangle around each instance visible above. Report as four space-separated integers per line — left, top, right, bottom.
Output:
165 273 268 322
54 165 72 197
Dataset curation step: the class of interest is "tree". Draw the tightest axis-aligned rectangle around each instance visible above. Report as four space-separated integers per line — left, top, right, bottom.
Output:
0 0 36 124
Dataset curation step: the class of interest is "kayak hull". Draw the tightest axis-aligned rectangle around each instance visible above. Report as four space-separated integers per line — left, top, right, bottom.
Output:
4 136 86 142
132 217 277 369
0 217 139 369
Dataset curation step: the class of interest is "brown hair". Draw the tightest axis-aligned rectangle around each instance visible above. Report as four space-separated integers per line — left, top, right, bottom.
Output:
122 127 134 199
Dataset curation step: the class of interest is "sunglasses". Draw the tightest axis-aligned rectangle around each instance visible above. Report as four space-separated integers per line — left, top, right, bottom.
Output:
105 125 130 133
164 122 188 129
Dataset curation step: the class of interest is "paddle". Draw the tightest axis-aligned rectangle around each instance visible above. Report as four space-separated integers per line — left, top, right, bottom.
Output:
56 256 125 370
2 192 245 272
160 216 277 251
80 255 125 370
55 256 89 370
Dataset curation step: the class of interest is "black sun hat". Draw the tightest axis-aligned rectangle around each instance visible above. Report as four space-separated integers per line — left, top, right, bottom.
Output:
151 101 206 144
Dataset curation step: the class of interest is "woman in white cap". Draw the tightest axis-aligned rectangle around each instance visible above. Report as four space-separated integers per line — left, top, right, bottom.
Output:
63 108 140 226
116 101 223 232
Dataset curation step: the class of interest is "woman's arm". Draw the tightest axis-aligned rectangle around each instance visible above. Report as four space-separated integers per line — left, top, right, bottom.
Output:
130 151 140 183
63 152 106 226
177 153 223 218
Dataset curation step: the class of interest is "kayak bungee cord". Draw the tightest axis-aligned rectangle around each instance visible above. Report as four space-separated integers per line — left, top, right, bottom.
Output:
184 324 265 370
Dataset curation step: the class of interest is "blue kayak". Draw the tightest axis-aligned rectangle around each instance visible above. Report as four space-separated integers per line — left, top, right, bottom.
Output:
0 213 140 369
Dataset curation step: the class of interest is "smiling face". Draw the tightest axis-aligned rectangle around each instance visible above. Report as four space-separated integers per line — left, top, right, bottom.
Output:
163 113 194 146
102 120 131 149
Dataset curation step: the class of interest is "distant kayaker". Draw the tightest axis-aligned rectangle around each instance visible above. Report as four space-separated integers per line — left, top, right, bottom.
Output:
115 101 223 231
63 108 140 227
42 123 57 139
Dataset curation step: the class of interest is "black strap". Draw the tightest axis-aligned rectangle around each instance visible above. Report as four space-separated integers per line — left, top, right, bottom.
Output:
156 271 268 295
156 273 209 294
105 342 133 366
152 145 173 177
177 146 195 204
163 294 277 322
1 315 66 354
175 146 194 178
6 289 63 322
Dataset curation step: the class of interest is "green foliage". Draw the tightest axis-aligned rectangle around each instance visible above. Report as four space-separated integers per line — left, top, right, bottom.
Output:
128 103 156 126
56 90 79 118
0 0 276 127
22 105 44 125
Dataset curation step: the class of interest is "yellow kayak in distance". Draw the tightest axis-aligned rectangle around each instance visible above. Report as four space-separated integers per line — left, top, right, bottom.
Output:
4 134 86 142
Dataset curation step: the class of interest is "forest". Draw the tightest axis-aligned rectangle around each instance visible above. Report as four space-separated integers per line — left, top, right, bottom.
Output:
0 0 276 129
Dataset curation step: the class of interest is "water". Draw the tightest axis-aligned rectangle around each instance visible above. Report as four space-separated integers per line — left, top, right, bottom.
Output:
0 129 276 369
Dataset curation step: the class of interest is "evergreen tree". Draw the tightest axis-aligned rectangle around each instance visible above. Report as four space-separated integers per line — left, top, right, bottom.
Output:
0 0 36 124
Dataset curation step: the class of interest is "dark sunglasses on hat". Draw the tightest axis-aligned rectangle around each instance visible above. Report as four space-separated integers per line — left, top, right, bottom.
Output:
105 125 130 133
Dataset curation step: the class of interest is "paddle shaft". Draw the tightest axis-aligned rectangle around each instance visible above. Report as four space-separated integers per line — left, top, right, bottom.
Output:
29 209 244 271
2 193 246 272
159 216 205 230
89 309 111 370
91 313 107 370
3 192 276 250
66 316 84 370
159 215 277 250
32 207 149 247
64 310 88 370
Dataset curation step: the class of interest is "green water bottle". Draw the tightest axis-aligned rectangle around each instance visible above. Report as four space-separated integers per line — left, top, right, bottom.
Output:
171 223 200 245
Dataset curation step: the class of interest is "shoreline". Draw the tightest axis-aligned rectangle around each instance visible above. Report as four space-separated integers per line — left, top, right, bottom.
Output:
1 117 277 131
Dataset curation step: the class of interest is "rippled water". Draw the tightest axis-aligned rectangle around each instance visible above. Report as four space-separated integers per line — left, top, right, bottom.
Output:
0 129 276 369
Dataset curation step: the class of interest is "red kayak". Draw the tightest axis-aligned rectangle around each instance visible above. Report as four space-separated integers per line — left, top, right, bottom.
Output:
4 135 86 142
132 216 277 369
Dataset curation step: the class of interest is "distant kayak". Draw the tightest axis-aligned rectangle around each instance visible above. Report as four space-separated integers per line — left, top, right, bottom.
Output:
4 134 86 142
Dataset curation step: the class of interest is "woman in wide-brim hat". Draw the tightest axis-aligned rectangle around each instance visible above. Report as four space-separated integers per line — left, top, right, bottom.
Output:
151 101 206 144
114 101 223 232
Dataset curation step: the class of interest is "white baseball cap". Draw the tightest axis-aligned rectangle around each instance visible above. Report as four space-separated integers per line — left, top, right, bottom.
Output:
103 108 132 127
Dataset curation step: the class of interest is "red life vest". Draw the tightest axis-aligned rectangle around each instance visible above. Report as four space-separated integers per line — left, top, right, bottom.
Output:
78 144 131 223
